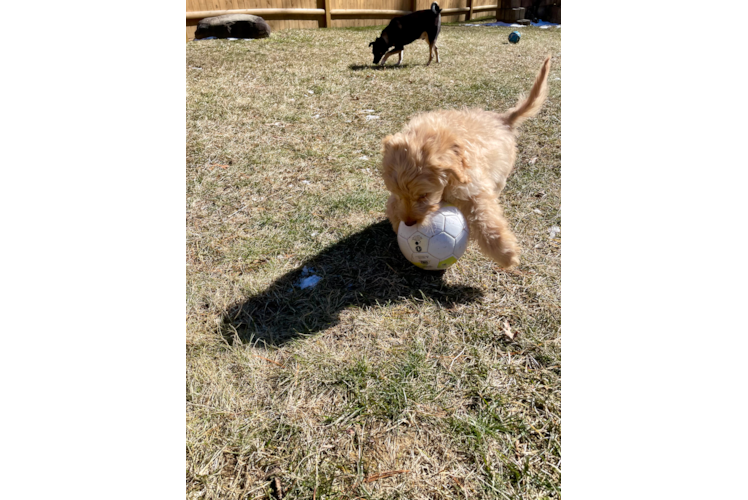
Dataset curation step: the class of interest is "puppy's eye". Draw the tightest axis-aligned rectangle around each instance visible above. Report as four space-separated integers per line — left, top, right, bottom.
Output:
417 195 428 202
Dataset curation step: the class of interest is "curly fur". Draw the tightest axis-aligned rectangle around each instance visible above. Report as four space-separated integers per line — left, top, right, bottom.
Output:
380 56 551 268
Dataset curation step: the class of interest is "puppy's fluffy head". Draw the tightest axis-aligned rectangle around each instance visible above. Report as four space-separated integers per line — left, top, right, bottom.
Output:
369 37 389 65
380 129 469 227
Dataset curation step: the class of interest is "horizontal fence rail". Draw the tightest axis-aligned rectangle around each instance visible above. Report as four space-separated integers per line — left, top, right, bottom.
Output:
332 9 411 15
186 6 498 21
471 4 500 11
187 9 326 21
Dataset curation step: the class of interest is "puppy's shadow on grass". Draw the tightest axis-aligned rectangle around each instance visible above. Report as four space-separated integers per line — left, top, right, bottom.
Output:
221 220 482 347
348 63 413 71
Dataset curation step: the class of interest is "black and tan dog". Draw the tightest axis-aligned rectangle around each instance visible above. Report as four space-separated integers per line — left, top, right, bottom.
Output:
369 2 442 66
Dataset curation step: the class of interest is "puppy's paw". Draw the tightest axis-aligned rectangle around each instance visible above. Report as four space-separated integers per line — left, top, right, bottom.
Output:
476 230 521 269
494 244 520 269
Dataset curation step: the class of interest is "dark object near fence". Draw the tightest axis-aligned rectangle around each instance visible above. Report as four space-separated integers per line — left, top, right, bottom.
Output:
525 0 543 23
194 14 271 39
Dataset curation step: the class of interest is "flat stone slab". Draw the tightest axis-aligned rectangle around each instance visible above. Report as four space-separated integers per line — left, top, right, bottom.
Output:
194 14 271 40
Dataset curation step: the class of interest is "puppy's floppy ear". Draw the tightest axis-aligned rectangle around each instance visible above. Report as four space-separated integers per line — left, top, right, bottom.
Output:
381 133 406 154
424 137 469 184
443 143 470 184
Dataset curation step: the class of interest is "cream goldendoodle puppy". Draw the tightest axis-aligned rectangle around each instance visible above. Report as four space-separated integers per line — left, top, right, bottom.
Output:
380 56 551 268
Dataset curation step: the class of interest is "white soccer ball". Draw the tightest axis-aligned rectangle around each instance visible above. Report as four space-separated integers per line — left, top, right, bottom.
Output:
397 204 469 270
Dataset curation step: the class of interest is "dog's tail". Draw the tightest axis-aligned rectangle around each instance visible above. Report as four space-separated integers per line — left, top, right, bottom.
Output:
431 2 441 14
502 55 551 129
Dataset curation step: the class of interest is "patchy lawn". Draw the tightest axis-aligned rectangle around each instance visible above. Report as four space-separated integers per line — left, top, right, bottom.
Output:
187 21 560 500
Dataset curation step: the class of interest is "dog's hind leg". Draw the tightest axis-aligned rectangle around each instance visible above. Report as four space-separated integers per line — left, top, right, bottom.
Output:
467 194 520 268
397 49 403 65
426 40 440 65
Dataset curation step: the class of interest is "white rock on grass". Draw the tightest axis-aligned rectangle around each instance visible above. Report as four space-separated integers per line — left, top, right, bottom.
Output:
299 275 322 289
297 266 322 289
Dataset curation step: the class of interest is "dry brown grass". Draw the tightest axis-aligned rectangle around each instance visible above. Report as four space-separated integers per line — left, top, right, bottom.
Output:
187 21 560 499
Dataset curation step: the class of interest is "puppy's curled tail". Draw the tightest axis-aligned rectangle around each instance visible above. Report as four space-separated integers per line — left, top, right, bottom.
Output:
503 55 552 129
431 2 442 14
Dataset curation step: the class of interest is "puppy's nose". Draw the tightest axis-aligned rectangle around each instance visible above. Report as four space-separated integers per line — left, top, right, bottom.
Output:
404 219 417 227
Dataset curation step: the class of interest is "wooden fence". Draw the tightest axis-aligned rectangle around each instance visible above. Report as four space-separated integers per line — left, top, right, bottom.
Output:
186 1 501 41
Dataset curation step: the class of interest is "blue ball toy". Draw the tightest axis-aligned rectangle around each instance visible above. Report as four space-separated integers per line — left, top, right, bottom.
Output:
508 31 521 44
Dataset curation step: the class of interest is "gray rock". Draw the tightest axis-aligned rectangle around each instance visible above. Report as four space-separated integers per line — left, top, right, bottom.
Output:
194 14 271 40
